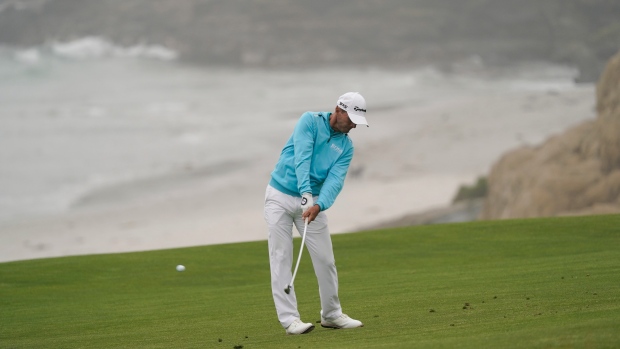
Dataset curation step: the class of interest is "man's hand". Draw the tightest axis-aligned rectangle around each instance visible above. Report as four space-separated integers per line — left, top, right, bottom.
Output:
302 204 321 223
301 193 313 213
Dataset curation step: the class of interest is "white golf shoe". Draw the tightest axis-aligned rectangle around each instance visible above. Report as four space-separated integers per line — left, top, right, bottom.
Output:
285 319 315 335
320 313 364 329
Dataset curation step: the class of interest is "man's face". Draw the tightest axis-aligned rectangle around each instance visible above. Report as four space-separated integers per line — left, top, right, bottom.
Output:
331 107 357 133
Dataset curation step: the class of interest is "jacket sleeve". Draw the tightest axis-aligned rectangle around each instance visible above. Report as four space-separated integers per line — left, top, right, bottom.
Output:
316 145 354 211
293 112 315 195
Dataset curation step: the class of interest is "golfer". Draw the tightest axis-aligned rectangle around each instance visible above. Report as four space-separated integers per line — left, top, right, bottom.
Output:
264 92 367 335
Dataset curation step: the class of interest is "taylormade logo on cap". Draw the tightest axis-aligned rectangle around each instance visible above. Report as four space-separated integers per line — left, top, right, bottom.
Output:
337 92 368 126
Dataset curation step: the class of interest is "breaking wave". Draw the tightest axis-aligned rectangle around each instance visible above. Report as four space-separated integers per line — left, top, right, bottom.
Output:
8 36 178 64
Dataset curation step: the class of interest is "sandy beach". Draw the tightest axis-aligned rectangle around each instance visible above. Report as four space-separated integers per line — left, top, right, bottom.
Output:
0 61 596 263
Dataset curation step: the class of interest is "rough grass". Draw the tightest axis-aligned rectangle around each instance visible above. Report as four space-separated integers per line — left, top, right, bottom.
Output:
1 215 619 348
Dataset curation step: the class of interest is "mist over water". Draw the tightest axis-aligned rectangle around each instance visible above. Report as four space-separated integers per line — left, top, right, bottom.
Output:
0 40 593 230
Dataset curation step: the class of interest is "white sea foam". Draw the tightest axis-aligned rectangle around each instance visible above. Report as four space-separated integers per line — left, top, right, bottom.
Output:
0 0 51 13
13 48 41 64
6 36 178 64
50 36 178 61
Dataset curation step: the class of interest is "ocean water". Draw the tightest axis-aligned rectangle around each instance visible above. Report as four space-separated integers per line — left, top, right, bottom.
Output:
0 39 593 226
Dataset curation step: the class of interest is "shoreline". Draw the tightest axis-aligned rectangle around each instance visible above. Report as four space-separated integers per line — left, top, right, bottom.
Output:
0 173 469 263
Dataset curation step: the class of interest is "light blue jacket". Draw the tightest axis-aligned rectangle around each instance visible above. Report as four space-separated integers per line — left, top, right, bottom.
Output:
269 111 354 211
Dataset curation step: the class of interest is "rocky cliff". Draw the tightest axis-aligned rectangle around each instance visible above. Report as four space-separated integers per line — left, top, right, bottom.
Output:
481 50 620 219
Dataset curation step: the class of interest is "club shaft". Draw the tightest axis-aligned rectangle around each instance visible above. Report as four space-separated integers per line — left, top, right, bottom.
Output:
288 218 308 290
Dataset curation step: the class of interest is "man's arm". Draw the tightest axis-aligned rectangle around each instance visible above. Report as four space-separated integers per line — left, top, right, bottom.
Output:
303 146 353 223
316 145 354 211
292 113 315 195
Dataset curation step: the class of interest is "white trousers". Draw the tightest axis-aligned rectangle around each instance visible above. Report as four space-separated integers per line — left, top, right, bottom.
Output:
264 185 342 328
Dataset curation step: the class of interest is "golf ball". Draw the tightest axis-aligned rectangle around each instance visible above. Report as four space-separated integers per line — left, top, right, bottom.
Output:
176 265 185 272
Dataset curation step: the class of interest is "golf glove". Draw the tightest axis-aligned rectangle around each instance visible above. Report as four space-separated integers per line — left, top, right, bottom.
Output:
301 192 313 213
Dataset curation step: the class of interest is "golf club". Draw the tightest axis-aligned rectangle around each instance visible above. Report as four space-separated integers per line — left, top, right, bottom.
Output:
284 218 308 294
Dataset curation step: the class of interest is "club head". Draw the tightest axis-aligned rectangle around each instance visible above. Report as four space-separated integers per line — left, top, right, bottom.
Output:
284 286 291 294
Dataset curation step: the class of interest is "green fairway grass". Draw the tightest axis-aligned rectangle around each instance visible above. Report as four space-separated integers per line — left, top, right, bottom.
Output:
1 215 619 348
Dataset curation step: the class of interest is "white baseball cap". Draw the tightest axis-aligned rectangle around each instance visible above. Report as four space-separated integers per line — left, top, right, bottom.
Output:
337 92 368 126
